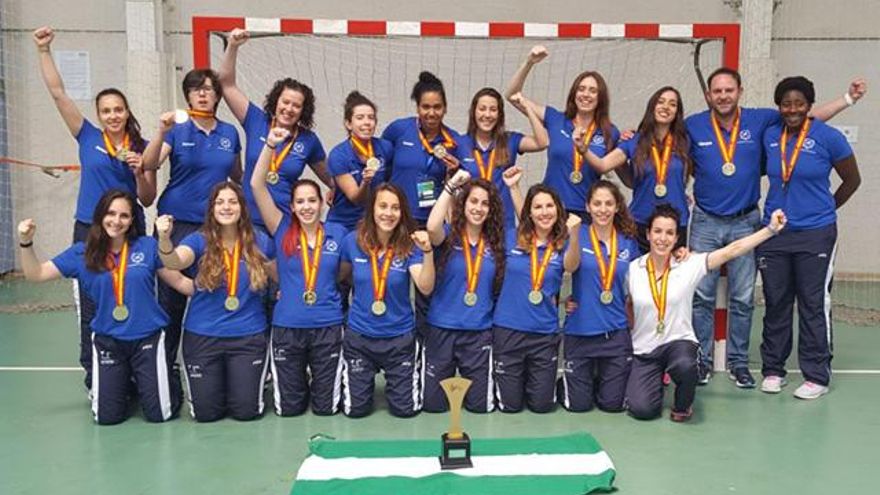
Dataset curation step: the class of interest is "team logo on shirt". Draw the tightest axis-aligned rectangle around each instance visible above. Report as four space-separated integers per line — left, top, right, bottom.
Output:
325 240 338 252
591 134 605 145
129 251 146 266
739 130 752 141
391 257 405 270
619 248 631 261
218 137 233 152
293 142 305 154
803 138 816 150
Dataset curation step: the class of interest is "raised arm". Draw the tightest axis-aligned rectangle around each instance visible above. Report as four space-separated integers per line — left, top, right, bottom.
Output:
309 160 335 189
217 28 251 124
33 27 84 136
249 127 288 234
157 268 195 296
427 169 470 246
707 210 786 271
142 111 175 171
17 219 63 282
504 45 548 122
810 78 867 122
563 214 582 273
129 152 157 207
502 166 525 222
832 155 861 209
582 142 628 175
512 92 549 152
155 215 196 270
409 231 436 295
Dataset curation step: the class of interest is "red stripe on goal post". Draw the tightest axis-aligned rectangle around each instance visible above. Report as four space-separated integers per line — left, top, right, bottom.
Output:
348 20 387 36
488 22 525 38
557 23 592 38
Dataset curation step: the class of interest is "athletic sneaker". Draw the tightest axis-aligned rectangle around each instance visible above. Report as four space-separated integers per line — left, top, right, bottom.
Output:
670 406 693 423
760 375 787 394
697 364 711 386
728 367 756 389
793 381 829 400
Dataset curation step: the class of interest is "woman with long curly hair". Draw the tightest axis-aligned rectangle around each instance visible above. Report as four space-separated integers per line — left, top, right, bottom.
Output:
458 87 548 230
491 173 582 413
559 180 640 413
18 190 188 425
218 28 334 233
581 86 692 252
251 126 348 416
422 170 507 413
156 183 274 422
338 184 435 417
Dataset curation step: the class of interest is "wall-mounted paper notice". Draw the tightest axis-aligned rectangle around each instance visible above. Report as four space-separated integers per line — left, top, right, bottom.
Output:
54 51 91 101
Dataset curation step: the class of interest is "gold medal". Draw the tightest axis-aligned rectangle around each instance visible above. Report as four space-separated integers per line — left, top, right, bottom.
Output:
654 184 667 197
722 162 736 177
463 292 478 307
102 131 131 162
116 148 130 162
266 171 280 185
371 300 387 316
590 225 619 308
112 304 129 322
303 290 318 305
600 290 614 305
369 246 394 318
656 321 665 334
569 171 584 184
417 123 456 160
365 156 380 171
432 143 448 159
224 296 240 311
528 290 544 305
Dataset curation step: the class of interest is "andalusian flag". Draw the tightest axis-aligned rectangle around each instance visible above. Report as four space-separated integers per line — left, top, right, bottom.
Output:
291 432 616 494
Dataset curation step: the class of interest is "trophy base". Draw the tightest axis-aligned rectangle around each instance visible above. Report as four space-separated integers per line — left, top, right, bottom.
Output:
439 432 473 470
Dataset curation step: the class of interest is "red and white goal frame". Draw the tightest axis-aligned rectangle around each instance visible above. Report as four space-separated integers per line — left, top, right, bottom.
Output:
190 16 739 371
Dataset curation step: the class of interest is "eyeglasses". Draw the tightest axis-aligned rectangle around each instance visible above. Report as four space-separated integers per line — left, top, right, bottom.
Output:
190 85 216 94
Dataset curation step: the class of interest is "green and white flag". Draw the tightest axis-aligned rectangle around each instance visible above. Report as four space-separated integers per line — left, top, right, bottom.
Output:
291 432 616 495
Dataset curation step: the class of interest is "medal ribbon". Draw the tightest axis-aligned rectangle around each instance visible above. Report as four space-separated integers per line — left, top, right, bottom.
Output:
462 232 485 295
187 109 215 119
530 237 555 293
350 136 375 162
299 226 324 295
222 240 241 301
417 123 456 155
571 120 597 176
780 119 812 184
269 122 298 176
472 147 497 180
589 226 618 294
646 256 671 327
102 132 130 159
108 241 129 308
650 133 673 187
370 247 395 302
710 108 741 166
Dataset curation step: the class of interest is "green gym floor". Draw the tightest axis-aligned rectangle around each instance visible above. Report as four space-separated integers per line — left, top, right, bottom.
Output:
1 280 877 494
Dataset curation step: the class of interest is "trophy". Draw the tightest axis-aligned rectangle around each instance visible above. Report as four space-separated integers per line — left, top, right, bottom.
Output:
439 377 473 470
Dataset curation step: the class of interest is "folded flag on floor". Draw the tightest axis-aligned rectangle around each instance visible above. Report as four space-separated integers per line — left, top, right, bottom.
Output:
290 432 615 495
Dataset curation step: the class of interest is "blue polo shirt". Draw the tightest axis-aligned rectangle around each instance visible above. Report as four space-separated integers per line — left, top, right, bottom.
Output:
563 225 640 336
381 116 462 222
618 134 690 226
325 137 393 231
763 118 853 230
493 231 567 334
74 119 146 227
52 237 169 340
242 102 326 226
458 132 524 231
687 108 779 215
426 230 498 331
180 231 274 337
542 106 620 213
341 232 424 338
273 220 346 329
158 119 241 222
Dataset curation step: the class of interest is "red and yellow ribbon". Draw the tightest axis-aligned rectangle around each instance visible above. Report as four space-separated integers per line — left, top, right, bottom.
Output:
102 132 130 159
222 240 242 301
780 118 812 184
589 226 618 295
417 123 456 156
472 147 497 180
462 232 485 296
369 247 395 303
646 256 670 330
710 108 740 166
572 120 597 175
530 237 555 293
269 122 298 176
350 136 375 161
299 226 324 295
108 241 129 308
650 133 673 188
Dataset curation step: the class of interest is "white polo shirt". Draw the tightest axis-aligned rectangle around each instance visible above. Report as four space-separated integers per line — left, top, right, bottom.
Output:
626 253 709 355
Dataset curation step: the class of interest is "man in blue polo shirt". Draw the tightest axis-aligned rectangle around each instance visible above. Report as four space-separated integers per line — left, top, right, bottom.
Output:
686 68 866 387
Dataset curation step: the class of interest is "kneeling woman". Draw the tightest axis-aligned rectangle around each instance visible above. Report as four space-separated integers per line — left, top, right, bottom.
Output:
253 127 348 416
493 172 581 413
339 184 435 417
18 190 185 425
157 183 274 422
560 180 641 413
626 204 786 422
423 170 506 413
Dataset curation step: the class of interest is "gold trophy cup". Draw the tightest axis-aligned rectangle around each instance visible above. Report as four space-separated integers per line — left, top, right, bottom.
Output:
439 377 473 469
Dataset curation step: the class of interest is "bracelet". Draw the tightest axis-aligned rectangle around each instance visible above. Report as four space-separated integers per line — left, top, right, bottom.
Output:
843 92 855 106
37 47 50 53
421 249 433 254
767 225 781 236
444 185 457 196
19 241 34 248
159 246 174 255
265 142 277 150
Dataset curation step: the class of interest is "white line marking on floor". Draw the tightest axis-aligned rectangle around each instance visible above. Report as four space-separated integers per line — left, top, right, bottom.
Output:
0 366 81 371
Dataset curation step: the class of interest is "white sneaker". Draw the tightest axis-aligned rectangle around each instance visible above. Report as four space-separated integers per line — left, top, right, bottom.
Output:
761 375 787 394
794 381 829 400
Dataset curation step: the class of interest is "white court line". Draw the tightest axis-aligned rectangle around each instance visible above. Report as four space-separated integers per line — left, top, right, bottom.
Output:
2 366 880 374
